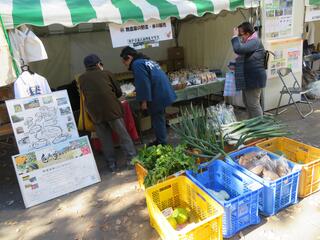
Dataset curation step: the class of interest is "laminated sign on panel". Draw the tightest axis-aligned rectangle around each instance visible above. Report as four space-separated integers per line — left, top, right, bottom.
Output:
263 0 294 40
263 38 303 110
5 90 79 154
12 136 101 208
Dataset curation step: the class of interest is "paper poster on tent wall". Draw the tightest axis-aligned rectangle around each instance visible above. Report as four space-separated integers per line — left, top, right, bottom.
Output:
12 136 100 208
264 0 294 39
266 38 303 78
305 5 320 22
5 90 79 154
109 19 172 49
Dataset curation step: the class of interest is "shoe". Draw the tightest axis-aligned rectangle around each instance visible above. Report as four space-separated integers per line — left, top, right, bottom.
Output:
147 140 159 147
109 163 117 173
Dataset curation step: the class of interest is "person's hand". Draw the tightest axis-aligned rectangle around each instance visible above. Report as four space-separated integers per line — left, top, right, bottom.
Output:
141 101 147 111
233 27 239 37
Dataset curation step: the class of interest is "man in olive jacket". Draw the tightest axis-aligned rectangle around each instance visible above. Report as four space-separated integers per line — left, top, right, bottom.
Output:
79 54 136 171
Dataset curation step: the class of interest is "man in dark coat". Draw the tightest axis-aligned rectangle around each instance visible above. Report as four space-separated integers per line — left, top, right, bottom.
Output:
120 47 177 146
231 22 267 118
78 54 136 171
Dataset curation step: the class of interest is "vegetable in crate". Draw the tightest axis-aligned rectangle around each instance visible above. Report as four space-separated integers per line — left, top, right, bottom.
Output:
171 104 227 158
173 208 190 224
163 207 191 230
222 116 291 148
132 145 197 187
237 151 292 181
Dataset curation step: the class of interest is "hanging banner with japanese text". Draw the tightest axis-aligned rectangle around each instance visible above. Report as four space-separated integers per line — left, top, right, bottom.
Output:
109 19 173 49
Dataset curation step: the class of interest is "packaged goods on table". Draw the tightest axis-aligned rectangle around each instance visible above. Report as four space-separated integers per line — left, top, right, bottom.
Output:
168 68 217 88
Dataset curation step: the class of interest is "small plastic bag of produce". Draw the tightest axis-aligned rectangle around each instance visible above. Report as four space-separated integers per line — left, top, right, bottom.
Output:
207 103 237 128
275 155 291 177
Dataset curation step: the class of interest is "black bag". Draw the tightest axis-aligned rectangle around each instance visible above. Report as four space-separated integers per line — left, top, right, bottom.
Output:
264 50 270 70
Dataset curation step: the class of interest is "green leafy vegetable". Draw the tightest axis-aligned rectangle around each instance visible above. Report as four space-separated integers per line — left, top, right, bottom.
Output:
132 145 196 187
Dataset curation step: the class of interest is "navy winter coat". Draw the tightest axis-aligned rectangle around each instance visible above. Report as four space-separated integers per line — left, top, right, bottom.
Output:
231 36 267 91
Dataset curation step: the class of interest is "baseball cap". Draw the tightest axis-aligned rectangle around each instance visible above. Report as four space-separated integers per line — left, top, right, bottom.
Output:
84 54 102 68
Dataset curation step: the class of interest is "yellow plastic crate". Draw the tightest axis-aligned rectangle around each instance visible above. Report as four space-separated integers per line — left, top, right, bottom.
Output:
145 176 223 240
257 137 320 198
135 163 148 190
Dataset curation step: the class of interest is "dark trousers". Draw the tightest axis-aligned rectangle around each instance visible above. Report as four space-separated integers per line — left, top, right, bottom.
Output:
150 109 167 144
95 118 136 166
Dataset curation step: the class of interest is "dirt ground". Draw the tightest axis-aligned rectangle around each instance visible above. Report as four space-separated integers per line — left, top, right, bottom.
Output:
1 102 320 240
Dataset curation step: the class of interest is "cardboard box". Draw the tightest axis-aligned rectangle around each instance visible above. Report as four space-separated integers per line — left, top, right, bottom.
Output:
167 47 184 60
166 60 175 72
174 59 184 70
140 116 151 131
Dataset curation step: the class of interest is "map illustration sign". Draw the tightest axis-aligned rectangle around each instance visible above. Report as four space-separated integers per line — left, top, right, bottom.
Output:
6 90 79 154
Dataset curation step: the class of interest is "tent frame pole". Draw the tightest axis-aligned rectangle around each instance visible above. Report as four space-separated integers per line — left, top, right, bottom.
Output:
0 15 20 77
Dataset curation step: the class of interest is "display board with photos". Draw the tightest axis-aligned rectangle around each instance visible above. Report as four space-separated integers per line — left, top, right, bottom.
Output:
12 136 101 208
264 0 294 40
5 90 79 154
266 38 303 78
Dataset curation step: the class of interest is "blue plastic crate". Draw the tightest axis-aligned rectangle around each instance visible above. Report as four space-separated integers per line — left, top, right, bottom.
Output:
226 146 301 216
186 160 263 238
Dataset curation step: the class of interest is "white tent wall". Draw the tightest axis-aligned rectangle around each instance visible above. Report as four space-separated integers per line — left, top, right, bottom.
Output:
0 23 16 87
29 31 175 88
29 35 70 89
178 10 250 73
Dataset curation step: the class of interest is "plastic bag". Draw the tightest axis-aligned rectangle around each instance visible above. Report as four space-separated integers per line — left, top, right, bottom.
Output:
307 80 320 99
275 156 291 177
120 83 135 95
238 151 291 181
207 103 237 128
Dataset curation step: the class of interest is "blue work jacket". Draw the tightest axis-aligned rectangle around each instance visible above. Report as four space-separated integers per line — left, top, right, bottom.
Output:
131 58 177 114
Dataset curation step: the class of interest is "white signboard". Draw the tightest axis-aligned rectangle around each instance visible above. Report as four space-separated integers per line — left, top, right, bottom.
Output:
5 90 79 154
305 5 320 22
12 136 101 208
264 0 294 40
109 19 173 49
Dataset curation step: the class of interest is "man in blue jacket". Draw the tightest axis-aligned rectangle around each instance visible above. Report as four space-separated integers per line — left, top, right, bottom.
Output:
120 47 176 146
